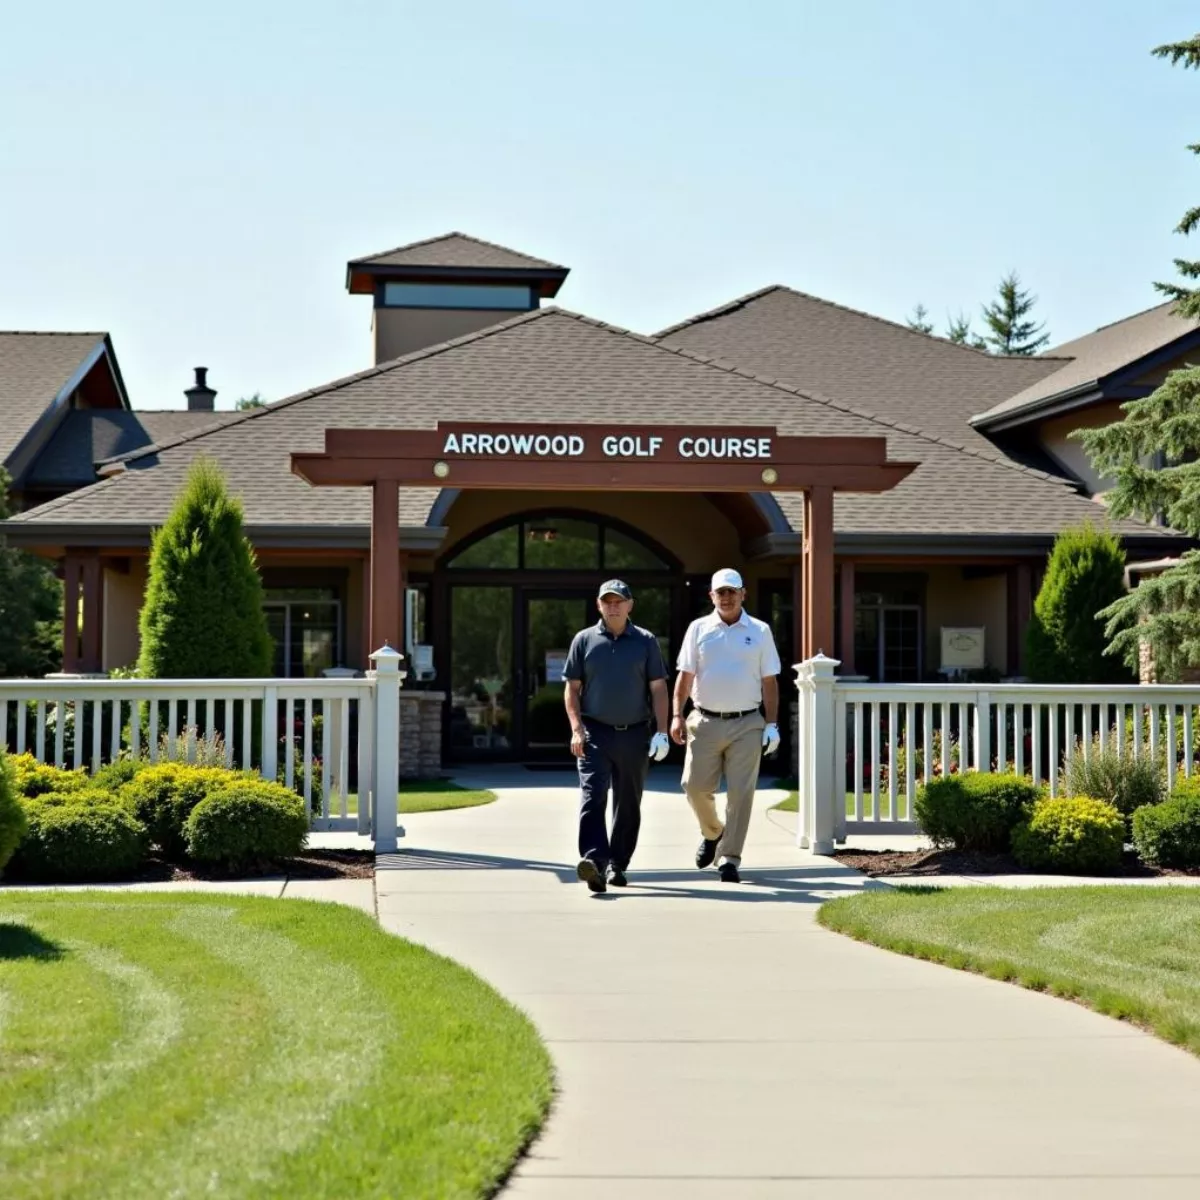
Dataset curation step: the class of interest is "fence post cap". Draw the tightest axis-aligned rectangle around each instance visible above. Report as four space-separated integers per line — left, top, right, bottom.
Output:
370 644 405 673
807 653 842 680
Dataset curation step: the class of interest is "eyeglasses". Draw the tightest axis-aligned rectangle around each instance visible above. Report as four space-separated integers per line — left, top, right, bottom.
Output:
713 587 741 597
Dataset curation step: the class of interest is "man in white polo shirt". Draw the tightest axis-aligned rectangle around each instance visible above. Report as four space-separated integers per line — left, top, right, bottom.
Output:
669 568 781 883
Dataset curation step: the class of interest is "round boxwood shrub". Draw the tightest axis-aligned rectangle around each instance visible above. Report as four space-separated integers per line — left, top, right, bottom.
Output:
1131 777 1200 869
913 772 1040 852
184 781 308 871
90 757 151 793
0 750 27 877
10 796 148 882
119 763 238 858
1011 795 1124 874
8 752 89 798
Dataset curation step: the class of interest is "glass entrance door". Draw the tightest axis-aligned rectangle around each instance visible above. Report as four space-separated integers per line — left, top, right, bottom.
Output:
522 593 594 756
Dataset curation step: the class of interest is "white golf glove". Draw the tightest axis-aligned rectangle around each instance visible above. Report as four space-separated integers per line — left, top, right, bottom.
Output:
762 723 780 756
649 732 670 761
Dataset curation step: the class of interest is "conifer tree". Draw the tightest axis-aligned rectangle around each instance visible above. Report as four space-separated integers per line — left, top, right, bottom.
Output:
1075 33 1200 681
1025 525 1132 683
946 311 988 350
137 459 272 678
906 304 934 335
981 271 1050 355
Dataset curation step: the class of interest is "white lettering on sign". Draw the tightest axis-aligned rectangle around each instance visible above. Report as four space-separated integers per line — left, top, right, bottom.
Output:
440 431 774 460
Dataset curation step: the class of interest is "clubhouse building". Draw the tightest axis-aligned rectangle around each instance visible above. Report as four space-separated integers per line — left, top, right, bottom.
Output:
1 232 1196 763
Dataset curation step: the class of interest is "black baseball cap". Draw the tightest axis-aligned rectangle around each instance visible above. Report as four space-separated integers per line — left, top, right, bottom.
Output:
597 579 633 601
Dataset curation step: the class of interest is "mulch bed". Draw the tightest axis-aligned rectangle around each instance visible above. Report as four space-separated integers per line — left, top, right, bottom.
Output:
127 849 376 883
831 847 1199 880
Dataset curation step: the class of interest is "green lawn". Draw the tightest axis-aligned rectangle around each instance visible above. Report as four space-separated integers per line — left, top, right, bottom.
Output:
773 790 910 818
0 892 551 1198
315 780 496 819
819 887 1200 1057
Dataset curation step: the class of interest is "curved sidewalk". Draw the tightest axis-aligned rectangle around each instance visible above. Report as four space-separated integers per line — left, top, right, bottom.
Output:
375 768 1200 1199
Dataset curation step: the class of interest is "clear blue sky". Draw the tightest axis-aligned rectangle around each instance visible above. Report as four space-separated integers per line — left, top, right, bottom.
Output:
2 1 1198 410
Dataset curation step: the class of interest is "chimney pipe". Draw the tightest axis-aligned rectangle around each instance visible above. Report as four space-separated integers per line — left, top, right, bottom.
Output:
184 366 216 411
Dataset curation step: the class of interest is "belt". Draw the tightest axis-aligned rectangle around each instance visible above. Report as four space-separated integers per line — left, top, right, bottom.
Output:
584 717 649 732
696 706 760 719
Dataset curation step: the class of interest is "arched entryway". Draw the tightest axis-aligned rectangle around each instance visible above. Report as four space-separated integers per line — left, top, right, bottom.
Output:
434 508 685 761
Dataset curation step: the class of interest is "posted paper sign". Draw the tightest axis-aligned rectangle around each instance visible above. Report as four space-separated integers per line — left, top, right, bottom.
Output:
545 650 569 684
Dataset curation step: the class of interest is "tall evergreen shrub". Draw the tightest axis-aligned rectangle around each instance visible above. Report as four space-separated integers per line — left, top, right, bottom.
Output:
1025 525 1132 683
137 459 272 678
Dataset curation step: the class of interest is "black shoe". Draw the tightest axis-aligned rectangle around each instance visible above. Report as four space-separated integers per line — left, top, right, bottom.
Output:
695 833 723 870
719 862 741 884
577 858 606 893
607 864 628 888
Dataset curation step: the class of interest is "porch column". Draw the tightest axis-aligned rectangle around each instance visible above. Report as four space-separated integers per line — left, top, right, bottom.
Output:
80 554 103 673
62 555 82 673
838 559 856 675
369 478 403 655
1007 562 1034 676
792 559 805 667
804 486 835 659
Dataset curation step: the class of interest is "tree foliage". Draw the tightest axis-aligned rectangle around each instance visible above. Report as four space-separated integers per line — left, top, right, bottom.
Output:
0 469 62 677
235 393 267 411
906 304 934 335
981 271 1050 355
1073 34 1200 681
1025 525 1133 683
946 311 988 350
137 459 272 678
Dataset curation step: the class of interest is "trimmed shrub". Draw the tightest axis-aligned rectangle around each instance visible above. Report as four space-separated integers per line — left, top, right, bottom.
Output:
10 798 148 882
913 771 1040 851
8 753 89 798
137 458 272 680
90 758 151 793
33 786 128 810
0 750 27 876
1025 524 1133 684
1012 795 1125 874
1132 778 1200 869
1061 735 1164 830
120 764 240 858
184 781 308 871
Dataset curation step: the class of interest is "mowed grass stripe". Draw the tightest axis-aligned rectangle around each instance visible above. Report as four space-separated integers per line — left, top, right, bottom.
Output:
0 893 553 1199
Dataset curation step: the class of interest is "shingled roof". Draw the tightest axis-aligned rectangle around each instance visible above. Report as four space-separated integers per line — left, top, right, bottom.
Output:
0 332 110 467
347 231 565 272
8 308 1178 550
972 301 1200 429
655 286 1068 466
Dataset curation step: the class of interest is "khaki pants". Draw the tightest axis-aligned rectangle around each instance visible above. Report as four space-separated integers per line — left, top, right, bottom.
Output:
681 709 764 866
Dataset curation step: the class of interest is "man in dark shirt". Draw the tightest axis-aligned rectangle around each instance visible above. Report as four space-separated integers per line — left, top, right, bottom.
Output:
564 579 670 893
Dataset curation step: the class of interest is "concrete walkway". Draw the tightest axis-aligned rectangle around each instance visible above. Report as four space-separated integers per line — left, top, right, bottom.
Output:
377 767 1200 1199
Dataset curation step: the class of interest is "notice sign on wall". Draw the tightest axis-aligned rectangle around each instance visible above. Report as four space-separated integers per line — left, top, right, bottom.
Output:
439 424 776 462
544 650 569 683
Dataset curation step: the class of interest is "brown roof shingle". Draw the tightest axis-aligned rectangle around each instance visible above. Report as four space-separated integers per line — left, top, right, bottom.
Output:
348 231 565 272
9 308 1177 546
0 332 106 466
972 301 1200 427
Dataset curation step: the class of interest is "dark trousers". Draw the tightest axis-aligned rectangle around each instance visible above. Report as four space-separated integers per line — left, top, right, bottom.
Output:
577 718 651 871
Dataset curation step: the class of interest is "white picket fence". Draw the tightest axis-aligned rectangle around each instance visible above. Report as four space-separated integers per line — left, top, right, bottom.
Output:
795 654 1200 853
0 647 406 847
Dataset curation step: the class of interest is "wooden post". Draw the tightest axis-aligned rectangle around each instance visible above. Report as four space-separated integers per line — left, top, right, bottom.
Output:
369 479 402 655
80 554 103 673
807 486 835 659
839 559 856 676
791 559 805 668
62 555 81 673
1008 563 1034 676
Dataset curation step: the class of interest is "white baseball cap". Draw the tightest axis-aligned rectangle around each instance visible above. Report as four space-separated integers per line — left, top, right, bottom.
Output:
710 568 744 590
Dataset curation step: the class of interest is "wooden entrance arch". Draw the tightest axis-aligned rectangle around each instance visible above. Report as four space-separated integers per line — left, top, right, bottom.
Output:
290 422 917 667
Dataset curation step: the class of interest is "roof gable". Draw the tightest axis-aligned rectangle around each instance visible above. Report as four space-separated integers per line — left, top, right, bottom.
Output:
348 231 565 272
9 307 1174 545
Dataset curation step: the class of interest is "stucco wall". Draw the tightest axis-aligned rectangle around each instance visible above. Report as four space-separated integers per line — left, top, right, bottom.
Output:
374 308 521 364
102 560 146 672
1035 400 1126 497
922 567 1008 676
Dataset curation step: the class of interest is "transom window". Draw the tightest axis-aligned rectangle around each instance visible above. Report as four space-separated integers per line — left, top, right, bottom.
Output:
446 513 670 572
380 282 534 310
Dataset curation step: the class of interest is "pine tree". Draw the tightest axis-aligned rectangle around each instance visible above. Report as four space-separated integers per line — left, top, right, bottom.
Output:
137 459 272 678
1074 33 1200 681
0 469 61 677
906 304 934 335
981 271 1050 355
946 311 988 350
1025 525 1133 683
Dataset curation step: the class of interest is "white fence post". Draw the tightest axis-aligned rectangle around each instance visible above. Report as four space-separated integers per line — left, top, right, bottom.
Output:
794 661 812 848
370 645 405 853
800 653 840 855
975 691 991 773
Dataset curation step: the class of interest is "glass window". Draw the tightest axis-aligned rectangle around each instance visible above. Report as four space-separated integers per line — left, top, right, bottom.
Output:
604 526 667 570
264 588 341 678
381 282 534 310
523 517 600 569
449 586 514 757
448 525 520 569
